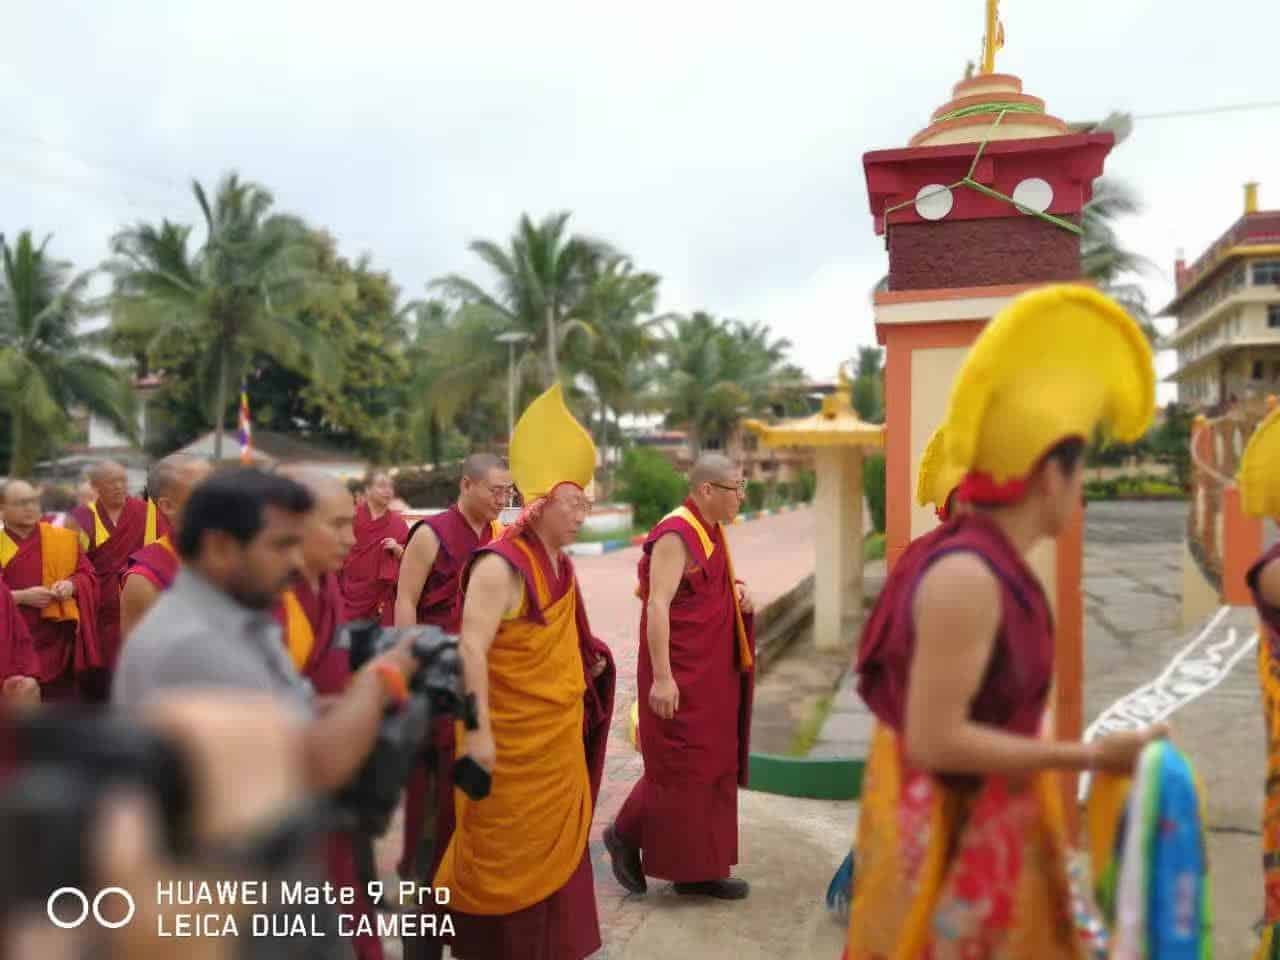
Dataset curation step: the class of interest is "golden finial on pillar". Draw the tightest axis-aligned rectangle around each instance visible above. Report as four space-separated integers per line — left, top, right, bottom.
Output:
981 0 1004 75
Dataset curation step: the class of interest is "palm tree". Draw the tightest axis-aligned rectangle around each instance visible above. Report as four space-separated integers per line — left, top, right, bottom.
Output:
564 257 664 449
106 173 338 459
658 312 806 453
1081 178 1159 341
0 232 136 476
432 212 614 384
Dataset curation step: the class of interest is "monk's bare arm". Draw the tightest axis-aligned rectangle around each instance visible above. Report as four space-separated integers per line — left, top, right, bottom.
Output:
905 552 1099 776
457 553 519 770
645 533 686 684
1258 557 1280 610
394 526 439 627
120 574 159 642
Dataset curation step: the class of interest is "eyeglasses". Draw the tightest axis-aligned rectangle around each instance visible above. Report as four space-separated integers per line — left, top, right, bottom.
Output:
708 481 747 494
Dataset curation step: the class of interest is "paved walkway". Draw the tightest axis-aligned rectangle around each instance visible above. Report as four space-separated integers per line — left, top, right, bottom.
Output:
574 506 817 956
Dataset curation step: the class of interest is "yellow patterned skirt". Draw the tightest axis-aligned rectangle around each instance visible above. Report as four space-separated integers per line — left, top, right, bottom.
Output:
846 723 1085 960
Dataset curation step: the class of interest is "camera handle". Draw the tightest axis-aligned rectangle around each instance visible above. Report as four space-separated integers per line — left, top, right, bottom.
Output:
453 692 492 799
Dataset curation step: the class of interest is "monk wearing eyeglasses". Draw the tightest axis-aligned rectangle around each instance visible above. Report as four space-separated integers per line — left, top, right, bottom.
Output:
606 452 757 901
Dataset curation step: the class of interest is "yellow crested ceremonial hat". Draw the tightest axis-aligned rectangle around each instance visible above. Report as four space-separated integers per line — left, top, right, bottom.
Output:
916 424 965 510
509 382 597 500
1238 400 1280 517
943 284 1155 482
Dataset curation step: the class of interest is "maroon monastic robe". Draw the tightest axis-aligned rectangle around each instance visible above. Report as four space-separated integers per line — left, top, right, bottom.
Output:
856 512 1055 740
0 581 37 682
340 503 410 623
614 499 756 883
0 525 100 703
441 532 615 960
272 573 382 960
397 505 500 890
123 537 180 593
69 497 163 697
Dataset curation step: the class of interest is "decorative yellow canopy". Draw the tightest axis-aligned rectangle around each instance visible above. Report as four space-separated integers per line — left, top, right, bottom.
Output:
743 368 885 449
943 284 1155 483
1239 398 1280 518
508 383 597 500
916 424 965 510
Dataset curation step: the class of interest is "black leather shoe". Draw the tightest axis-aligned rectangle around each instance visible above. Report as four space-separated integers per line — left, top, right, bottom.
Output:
603 825 646 894
673 878 750 900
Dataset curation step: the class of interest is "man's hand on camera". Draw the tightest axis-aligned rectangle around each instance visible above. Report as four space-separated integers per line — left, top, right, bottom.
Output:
464 726 497 773
371 628 418 682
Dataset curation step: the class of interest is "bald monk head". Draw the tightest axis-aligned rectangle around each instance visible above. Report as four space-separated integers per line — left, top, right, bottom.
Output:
1 480 41 538
88 459 129 512
688 453 745 525
148 454 212 536
459 453 512 525
277 467 356 579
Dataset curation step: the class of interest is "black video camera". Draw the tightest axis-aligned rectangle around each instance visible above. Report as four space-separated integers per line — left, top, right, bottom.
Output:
332 621 490 838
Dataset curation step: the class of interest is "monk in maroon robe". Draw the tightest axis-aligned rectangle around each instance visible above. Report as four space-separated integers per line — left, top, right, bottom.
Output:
0 581 39 707
340 470 409 623
272 468 383 960
1 480 100 703
607 454 756 899
119 454 212 641
392 454 509 959
67 460 169 700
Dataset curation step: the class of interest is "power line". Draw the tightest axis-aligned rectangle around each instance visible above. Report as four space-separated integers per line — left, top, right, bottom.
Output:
1134 99 1280 121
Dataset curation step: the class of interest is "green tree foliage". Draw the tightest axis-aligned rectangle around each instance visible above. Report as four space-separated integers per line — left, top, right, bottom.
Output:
850 346 884 423
616 447 685 529
659 312 808 452
247 232 410 460
106 172 339 459
431 211 613 386
1149 402 1194 490
863 453 887 534
0 232 136 475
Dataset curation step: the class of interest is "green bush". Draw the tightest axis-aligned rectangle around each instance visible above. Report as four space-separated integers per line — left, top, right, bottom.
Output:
797 470 816 502
617 448 686 529
774 481 794 504
863 454 886 533
745 480 767 512
1084 474 1187 502
393 465 462 509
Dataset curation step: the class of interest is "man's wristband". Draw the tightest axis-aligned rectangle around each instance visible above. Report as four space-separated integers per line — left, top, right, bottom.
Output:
373 663 410 707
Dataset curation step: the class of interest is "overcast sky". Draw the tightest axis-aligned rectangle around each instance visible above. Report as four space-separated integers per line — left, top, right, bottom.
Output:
4 1 1278 403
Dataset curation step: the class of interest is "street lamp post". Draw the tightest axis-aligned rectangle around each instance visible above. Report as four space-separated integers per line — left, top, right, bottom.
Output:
495 331 532 443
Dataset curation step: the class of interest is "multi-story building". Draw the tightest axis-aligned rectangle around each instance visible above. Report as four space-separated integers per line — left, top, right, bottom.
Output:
1163 183 1280 411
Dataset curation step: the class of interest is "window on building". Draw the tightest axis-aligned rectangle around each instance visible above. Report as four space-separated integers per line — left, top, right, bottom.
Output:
1254 261 1280 286
1253 360 1265 380
1269 303 1280 329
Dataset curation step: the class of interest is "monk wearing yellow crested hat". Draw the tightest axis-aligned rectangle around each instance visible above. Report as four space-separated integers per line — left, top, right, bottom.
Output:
435 383 615 960
847 284 1169 958
1237 399 1280 958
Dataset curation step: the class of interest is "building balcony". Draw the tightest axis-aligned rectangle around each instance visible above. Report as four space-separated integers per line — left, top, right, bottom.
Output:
1164 285 1280 348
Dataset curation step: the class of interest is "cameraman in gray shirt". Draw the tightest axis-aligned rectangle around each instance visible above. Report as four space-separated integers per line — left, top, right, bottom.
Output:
113 468 418 960
115 467 417 791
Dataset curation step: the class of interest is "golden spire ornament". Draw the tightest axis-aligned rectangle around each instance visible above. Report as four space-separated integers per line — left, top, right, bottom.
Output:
981 0 1004 74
